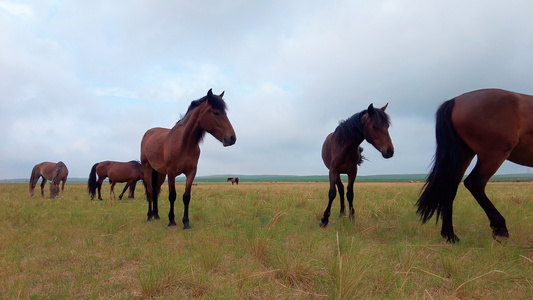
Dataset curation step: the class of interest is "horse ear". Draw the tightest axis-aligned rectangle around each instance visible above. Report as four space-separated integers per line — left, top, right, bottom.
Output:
368 103 375 116
381 103 388 111
207 88 213 97
219 91 224 98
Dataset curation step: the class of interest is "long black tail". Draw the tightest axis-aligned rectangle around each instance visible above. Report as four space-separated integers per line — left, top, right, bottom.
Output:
88 163 99 198
416 99 469 223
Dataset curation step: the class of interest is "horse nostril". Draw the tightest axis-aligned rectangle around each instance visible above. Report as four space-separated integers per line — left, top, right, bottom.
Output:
230 135 236 144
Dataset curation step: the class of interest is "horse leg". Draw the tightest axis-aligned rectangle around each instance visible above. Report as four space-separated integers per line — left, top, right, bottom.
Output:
320 171 337 227
346 170 357 219
129 181 137 199
440 150 474 244
110 182 116 200
336 175 345 216
151 172 165 220
118 183 129 200
182 172 196 230
40 178 47 197
167 175 177 227
144 168 155 221
60 180 66 197
464 156 509 242
97 178 104 200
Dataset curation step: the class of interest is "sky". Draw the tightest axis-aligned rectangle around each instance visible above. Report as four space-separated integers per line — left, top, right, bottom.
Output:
1 0 532 180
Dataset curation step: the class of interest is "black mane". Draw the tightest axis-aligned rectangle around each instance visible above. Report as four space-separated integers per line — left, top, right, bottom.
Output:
334 108 390 143
186 94 226 115
177 92 227 124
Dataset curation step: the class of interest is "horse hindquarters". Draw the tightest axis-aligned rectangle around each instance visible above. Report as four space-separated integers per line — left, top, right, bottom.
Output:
416 99 474 243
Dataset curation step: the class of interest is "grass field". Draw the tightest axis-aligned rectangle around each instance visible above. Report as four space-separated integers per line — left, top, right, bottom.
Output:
0 181 531 299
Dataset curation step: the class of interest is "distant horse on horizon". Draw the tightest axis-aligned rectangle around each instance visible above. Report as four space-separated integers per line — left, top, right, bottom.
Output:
227 177 239 185
88 160 143 200
141 89 236 229
417 89 533 243
29 161 69 198
320 103 394 227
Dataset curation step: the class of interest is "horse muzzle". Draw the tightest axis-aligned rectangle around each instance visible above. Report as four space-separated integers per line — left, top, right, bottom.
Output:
382 148 394 159
223 135 236 147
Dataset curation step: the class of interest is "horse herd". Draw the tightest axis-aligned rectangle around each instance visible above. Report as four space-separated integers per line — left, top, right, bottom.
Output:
27 88 532 243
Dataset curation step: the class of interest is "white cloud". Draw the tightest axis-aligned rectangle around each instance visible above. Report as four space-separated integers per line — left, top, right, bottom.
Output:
1 0 532 179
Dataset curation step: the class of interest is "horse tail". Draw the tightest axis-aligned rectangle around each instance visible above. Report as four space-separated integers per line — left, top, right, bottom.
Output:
29 164 40 191
416 99 469 223
88 163 99 197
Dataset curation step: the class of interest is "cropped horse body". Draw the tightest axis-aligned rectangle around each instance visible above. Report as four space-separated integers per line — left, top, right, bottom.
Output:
29 161 69 198
88 160 143 200
320 104 394 227
417 89 533 243
227 177 239 185
141 89 236 229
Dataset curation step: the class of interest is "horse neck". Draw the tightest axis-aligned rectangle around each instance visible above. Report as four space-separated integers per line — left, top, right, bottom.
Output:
174 106 206 147
334 112 365 147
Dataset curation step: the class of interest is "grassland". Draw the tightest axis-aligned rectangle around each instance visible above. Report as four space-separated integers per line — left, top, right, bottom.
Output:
0 181 531 299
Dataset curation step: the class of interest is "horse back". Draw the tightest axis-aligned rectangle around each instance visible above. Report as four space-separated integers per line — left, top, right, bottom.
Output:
40 162 58 180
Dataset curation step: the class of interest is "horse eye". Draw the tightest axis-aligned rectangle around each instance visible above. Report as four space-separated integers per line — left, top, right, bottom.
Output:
213 111 220 116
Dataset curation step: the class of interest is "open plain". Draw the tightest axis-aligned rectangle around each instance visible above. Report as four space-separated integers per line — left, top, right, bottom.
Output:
0 181 531 299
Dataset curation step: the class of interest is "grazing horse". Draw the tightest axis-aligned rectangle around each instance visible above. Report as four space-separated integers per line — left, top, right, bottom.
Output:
417 89 533 243
88 160 144 200
141 89 236 229
227 177 239 185
29 161 69 198
320 104 394 227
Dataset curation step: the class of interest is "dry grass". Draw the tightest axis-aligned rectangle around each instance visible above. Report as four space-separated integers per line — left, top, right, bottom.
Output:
0 181 531 299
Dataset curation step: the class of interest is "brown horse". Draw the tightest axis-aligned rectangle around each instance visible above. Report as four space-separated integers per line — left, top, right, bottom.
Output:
88 160 143 200
227 177 239 185
320 104 394 227
417 89 533 243
141 89 236 229
29 161 69 198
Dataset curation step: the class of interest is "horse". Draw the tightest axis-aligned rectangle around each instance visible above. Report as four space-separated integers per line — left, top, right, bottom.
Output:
320 104 394 227
416 89 533 243
141 89 236 229
29 161 69 198
88 160 144 200
227 177 239 185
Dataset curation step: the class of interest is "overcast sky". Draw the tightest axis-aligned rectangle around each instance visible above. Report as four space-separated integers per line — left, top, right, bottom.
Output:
1 0 532 180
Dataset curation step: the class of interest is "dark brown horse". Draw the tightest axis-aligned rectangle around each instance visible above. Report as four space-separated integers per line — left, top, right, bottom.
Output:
88 160 144 200
29 161 69 198
417 89 533 243
227 177 239 185
141 89 236 229
320 104 394 227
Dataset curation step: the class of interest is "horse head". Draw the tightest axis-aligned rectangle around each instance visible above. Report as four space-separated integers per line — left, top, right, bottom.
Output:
362 103 394 158
199 89 236 147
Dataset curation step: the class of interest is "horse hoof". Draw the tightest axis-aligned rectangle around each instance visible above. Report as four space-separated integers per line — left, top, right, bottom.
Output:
154 215 160 220
492 228 509 244
168 222 177 227
444 235 460 244
319 220 328 228
183 223 191 230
